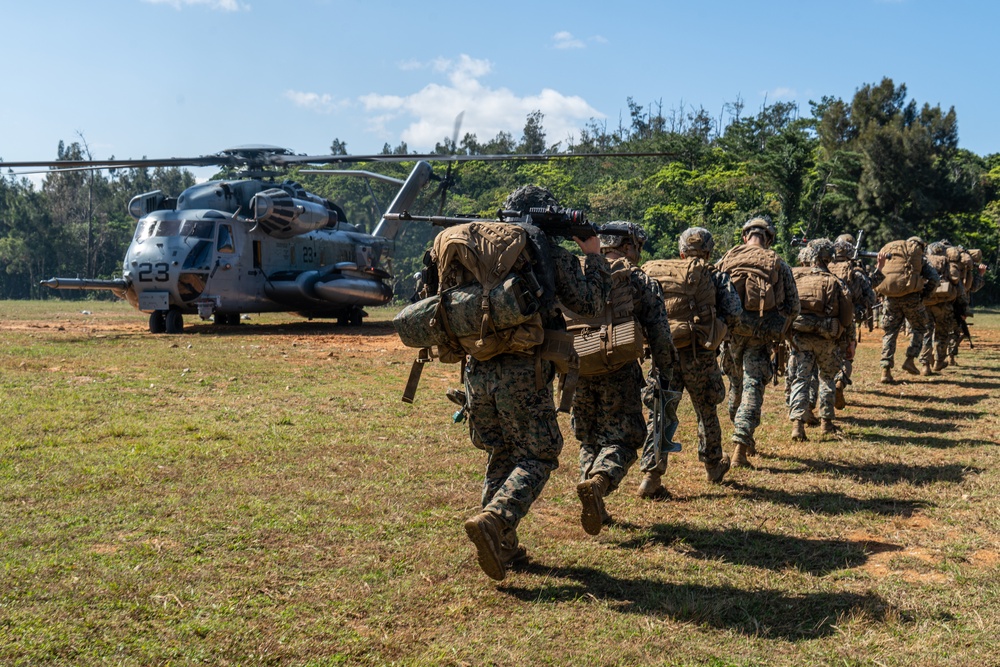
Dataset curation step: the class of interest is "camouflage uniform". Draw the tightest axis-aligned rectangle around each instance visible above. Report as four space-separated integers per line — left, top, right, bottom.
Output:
574 259 676 492
719 219 800 456
921 242 963 367
873 258 939 369
640 267 742 474
829 249 877 385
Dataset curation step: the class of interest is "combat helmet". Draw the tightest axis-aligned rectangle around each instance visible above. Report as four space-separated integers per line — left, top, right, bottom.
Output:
797 244 814 267
503 185 559 214
833 240 853 261
926 241 947 256
599 221 647 259
907 235 926 249
742 217 776 246
807 238 835 266
679 227 715 258
835 233 856 247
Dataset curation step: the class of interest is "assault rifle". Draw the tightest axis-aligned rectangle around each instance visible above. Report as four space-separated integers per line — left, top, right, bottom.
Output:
648 373 683 468
953 301 975 349
384 207 632 241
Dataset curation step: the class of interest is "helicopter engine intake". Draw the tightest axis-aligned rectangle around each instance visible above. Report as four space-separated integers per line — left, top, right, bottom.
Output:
251 189 333 238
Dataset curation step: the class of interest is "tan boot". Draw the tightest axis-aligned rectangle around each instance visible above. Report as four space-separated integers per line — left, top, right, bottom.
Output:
498 528 528 569
834 381 846 410
464 512 507 581
791 420 808 441
705 454 731 484
933 358 948 372
901 356 919 375
880 367 895 384
920 362 935 376
949 354 958 367
803 408 820 426
732 443 750 468
576 473 610 535
820 418 840 435
638 471 669 500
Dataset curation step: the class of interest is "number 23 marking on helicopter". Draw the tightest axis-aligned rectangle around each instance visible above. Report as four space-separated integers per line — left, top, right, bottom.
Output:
137 263 170 283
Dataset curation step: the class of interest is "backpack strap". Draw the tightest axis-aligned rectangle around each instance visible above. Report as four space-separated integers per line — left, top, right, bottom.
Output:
401 347 432 404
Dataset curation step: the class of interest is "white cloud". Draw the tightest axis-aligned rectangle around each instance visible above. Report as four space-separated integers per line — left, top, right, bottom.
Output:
358 55 602 150
283 90 347 114
553 31 585 50
766 87 799 100
142 0 249 11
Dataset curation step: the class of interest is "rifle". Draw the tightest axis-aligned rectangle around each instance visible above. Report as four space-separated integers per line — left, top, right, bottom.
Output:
771 339 789 386
649 373 683 468
384 207 632 241
953 301 975 349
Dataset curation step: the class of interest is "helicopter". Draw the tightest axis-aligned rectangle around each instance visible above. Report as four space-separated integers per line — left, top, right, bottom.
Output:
5 143 674 333
5 145 435 333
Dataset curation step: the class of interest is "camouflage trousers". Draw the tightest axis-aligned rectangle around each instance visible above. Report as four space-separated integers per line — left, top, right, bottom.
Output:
572 361 645 492
785 353 818 409
641 345 726 474
881 293 930 368
723 335 774 448
922 302 958 365
465 353 562 529
788 334 842 421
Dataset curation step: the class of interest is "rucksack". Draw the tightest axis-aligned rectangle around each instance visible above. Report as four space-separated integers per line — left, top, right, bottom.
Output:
924 254 957 306
643 257 726 350
564 258 645 376
716 244 785 316
393 221 544 362
791 267 843 339
874 239 924 298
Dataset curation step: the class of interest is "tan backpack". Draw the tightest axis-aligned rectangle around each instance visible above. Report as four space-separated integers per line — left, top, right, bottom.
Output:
924 254 957 306
564 258 645 376
791 267 843 339
874 239 924 297
643 257 726 350
960 250 975 293
716 244 784 316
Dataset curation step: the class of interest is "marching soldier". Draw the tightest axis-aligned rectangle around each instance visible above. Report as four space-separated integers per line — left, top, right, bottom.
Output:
637 227 744 496
716 218 800 466
829 235 876 406
571 222 678 534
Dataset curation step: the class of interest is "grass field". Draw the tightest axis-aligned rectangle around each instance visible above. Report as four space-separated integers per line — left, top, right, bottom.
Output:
1 300 999 666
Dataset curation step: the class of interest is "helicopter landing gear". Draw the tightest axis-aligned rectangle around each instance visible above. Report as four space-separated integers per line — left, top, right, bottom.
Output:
213 312 241 326
149 310 166 334
226 313 242 325
350 309 363 326
165 308 184 334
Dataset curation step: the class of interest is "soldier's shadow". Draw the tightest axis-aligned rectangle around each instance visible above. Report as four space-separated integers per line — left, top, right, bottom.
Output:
503 560 896 640
854 389 991 407
839 415 958 434
851 430 986 449
726 480 929 516
759 455 981 486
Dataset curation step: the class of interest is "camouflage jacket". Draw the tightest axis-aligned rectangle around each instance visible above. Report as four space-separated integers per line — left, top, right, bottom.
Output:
622 259 678 373
710 266 745 329
829 259 877 317
549 243 612 325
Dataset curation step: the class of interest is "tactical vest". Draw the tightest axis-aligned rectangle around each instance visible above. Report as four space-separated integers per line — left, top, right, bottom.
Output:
924 254 957 306
564 258 645 376
643 257 726 350
716 244 785 316
874 239 924 298
791 267 842 339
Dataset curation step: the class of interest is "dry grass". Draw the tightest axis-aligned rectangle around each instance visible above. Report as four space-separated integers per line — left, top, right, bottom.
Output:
1 300 998 666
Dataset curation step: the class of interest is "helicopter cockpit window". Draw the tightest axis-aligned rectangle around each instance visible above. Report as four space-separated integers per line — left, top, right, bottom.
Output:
181 220 216 239
134 219 216 242
217 224 235 254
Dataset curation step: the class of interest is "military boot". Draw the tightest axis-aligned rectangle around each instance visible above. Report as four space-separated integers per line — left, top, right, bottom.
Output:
463 511 507 581
933 357 948 372
498 527 528 570
949 354 958 367
901 356 919 375
880 367 895 384
705 454 731 484
732 443 750 468
576 473 610 535
834 381 847 410
920 362 935 376
638 471 670 500
803 408 820 426
791 420 808 442
820 418 840 435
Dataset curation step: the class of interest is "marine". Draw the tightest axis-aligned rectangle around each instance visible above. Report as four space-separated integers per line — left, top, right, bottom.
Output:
716 217 800 466
921 241 963 371
459 185 612 580
829 234 876 407
637 227 744 496
571 222 678 535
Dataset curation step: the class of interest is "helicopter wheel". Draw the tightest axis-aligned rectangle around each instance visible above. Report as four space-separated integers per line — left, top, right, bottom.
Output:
213 312 227 326
226 313 242 325
350 309 363 326
337 313 350 326
165 308 184 334
149 311 166 334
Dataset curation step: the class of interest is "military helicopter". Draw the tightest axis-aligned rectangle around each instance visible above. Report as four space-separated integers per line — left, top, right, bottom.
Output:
5 145 436 333
6 143 673 333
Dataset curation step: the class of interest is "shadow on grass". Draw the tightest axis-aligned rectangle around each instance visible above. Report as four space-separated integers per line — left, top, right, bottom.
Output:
851 431 987 449
759 456 981 486
839 415 958 434
615 524 875 575
502 561 896 640
728 481 928 516
854 389 991 407
183 320 401 338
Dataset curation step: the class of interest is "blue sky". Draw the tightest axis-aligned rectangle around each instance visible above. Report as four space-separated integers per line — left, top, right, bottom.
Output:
2 0 996 180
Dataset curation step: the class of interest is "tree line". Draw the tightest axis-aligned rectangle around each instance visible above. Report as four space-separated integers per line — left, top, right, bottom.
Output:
2 78 998 304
